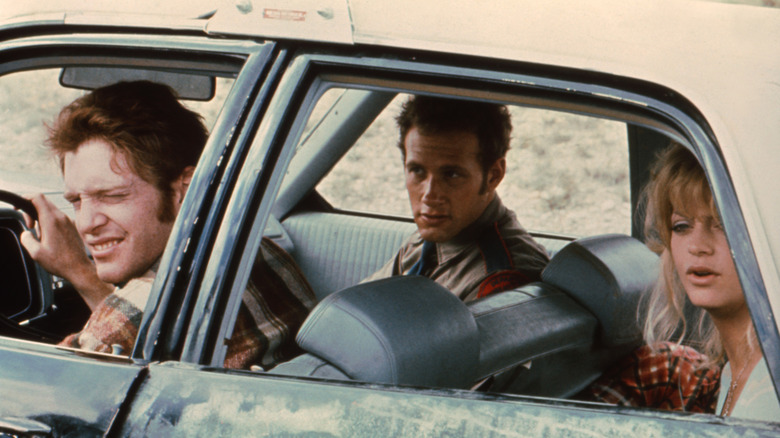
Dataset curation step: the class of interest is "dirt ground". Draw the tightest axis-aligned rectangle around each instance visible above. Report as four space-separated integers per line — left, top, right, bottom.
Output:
316 94 631 237
2 75 631 238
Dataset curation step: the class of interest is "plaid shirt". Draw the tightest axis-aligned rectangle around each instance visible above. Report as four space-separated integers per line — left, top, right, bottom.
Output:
582 342 721 413
60 238 316 370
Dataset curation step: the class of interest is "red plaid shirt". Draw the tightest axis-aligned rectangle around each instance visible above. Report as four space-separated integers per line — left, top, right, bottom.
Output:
583 342 721 413
60 238 316 370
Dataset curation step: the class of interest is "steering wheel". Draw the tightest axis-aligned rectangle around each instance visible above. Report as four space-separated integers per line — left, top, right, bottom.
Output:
0 189 58 342
0 190 38 223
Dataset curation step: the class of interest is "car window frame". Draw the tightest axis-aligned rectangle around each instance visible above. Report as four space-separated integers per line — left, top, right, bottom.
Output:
0 30 276 361
135 40 280 364
195 44 778 408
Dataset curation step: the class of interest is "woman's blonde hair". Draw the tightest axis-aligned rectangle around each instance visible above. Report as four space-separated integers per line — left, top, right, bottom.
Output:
640 143 725 366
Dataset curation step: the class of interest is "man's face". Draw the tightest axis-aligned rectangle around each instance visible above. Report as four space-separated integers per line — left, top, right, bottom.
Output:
404 127 504 242
63 139 177 284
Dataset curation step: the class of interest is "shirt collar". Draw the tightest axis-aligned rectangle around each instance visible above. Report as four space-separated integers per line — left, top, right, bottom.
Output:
437 194 505 263
114 259 159 288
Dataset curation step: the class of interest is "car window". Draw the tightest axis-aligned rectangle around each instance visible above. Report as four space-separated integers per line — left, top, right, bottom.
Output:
244 77 671 396
316 93 630 237
0 66 234 347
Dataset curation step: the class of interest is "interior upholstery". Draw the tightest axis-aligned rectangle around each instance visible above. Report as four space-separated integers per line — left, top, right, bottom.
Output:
282 212 415 300
281 211 570 301
541 233 658 346
272 276 480 389
468 284 597 381
274 223 656 397
467 233 656 397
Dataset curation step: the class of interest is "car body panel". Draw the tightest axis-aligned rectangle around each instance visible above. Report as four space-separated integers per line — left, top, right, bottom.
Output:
0 338 143 437
208 0 353 44
119 362 779 437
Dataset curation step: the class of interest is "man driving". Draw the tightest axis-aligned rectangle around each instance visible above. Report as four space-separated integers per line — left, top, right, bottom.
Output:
365 95 549 300
21 81 315 368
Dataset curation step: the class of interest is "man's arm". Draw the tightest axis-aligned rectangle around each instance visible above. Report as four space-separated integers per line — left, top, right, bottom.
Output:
20 194 114 311
59 274 151 354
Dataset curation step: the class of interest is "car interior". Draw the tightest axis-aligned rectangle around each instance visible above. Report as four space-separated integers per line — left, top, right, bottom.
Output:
0 62 680 403
0 64 235 343
254 81 672 399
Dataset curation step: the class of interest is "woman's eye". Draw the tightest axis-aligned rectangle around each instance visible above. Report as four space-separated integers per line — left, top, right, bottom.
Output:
671 221 690 233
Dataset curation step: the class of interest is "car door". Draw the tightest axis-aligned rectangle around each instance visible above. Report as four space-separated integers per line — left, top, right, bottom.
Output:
0 17 275 436
116 43 780 435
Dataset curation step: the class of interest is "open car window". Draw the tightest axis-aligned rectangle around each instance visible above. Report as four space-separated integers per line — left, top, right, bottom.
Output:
1 67 233 207
207 46 771 427
316 92 631 237
0 66 234 349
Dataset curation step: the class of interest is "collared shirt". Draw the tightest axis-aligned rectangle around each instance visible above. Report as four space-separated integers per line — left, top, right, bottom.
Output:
59 237 316 370
583 342 721 413
365 196 550 301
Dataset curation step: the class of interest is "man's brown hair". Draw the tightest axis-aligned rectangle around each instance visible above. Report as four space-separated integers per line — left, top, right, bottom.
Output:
47 80 208 220
396 95 512 174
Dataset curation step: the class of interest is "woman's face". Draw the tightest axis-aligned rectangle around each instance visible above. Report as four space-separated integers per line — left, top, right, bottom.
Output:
669 206 745 318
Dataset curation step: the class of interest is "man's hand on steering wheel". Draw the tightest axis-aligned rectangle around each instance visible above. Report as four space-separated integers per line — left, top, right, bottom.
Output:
19 194 113 311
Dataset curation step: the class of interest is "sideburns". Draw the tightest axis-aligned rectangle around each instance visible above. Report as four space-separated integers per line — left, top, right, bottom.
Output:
156 189 177 223
479 171 489 194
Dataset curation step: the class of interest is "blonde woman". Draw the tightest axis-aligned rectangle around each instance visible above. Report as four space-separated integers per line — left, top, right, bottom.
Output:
585 144 779 420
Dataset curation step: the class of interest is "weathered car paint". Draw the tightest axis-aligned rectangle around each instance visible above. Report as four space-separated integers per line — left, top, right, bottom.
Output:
0 339 143 437
119 363 779 437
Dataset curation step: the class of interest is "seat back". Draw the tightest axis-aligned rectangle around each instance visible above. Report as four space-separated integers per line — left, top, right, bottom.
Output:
468 284 597 381
272 276 480 389
470 233 657 397
281 211 571 301
541 233 658 346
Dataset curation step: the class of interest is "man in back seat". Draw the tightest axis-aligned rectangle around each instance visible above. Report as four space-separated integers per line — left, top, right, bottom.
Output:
21 81 315 369
364 96 549 301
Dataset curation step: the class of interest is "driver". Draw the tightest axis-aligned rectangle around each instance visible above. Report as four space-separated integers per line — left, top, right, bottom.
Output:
21 81 316 369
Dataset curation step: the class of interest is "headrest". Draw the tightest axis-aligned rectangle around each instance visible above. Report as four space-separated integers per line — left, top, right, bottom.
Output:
295 276 479 388
541 234 658 346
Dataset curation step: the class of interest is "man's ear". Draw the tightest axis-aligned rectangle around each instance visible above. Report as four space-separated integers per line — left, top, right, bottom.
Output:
172 166 195 204
486 158 506 192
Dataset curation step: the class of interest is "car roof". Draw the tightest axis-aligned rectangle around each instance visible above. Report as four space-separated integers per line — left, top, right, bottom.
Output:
0 0 217 21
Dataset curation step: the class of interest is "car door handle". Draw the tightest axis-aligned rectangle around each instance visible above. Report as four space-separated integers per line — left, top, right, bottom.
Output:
0 416 52 437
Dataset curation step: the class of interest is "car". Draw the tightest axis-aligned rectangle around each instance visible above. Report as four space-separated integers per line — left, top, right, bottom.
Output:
0 0 779 436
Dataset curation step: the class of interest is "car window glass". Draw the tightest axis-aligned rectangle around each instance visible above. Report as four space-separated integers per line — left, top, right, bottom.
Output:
316 93 630 236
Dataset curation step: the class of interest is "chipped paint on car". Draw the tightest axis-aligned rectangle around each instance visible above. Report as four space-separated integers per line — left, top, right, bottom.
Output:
118 363 780 437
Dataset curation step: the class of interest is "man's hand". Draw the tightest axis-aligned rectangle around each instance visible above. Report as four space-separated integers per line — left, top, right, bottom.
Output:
20 194 114 311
